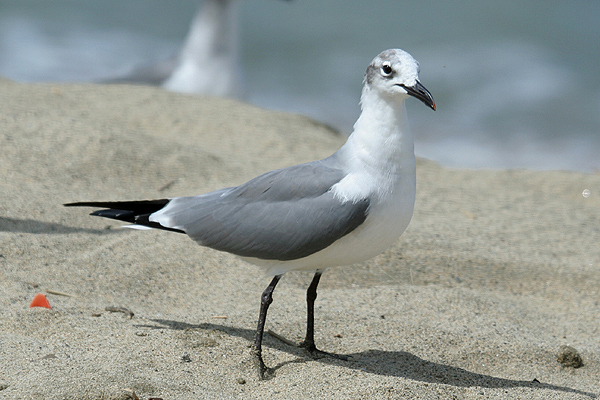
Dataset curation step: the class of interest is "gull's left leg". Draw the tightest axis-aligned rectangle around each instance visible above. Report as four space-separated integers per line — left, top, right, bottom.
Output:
299 270 348 360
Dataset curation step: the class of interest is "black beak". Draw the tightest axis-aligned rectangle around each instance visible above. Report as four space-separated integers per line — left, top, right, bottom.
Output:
398 81 436 111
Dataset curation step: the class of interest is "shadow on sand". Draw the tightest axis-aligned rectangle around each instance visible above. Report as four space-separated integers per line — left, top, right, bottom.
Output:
140 319 596 398
0 216 118 235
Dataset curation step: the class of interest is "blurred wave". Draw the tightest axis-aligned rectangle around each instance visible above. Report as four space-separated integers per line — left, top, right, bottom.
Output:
1 0 598 171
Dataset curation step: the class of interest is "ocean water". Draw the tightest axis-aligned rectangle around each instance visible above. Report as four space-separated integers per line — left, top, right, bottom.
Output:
1 0 599 172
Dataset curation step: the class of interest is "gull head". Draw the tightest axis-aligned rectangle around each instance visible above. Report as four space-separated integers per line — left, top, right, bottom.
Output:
364 49 436 111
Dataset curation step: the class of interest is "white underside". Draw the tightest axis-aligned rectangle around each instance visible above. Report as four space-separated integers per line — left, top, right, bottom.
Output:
242 175 415 276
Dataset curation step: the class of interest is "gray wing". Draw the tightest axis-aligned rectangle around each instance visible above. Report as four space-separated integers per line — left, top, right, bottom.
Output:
153 160 370 261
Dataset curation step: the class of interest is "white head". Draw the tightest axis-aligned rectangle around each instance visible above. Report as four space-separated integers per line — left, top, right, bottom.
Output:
363 49 435 110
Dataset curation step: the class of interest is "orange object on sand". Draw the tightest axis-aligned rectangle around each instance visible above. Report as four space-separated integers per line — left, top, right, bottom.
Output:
29 293 51 309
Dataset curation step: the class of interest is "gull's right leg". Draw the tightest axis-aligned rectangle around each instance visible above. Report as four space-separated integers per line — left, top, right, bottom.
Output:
252 275 281 379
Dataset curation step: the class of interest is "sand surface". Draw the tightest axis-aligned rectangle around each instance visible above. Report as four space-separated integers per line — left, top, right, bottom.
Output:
1 79 599 399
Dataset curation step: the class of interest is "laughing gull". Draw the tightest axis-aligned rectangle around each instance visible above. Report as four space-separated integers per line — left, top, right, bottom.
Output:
66 48 435 378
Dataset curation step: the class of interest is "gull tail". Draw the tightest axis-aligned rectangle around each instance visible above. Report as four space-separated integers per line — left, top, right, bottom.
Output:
64 199 185 233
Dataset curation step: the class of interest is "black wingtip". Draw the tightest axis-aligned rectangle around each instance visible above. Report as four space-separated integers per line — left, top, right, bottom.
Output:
90 208 136 222
64 199 171 212
64 199 185 234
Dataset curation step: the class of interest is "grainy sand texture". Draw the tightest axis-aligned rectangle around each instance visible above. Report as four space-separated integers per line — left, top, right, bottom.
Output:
1 79 599 399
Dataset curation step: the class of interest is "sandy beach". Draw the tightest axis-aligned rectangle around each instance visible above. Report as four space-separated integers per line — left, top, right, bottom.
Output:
1 79 598 399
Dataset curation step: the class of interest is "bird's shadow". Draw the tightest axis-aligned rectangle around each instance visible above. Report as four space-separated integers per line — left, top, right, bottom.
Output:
0 216 116 235
139 319 596 398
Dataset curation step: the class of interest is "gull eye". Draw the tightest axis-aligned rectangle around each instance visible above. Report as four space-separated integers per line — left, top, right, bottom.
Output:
381 63 393 76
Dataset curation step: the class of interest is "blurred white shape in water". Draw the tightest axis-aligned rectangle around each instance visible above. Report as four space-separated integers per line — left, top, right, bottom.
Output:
162 0 244 98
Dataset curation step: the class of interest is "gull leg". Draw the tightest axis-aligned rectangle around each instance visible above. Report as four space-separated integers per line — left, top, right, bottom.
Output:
253 275 281 379
300 271 348 360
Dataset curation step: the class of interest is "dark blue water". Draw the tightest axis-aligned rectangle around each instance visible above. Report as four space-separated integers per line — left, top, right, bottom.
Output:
2 0 599 171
